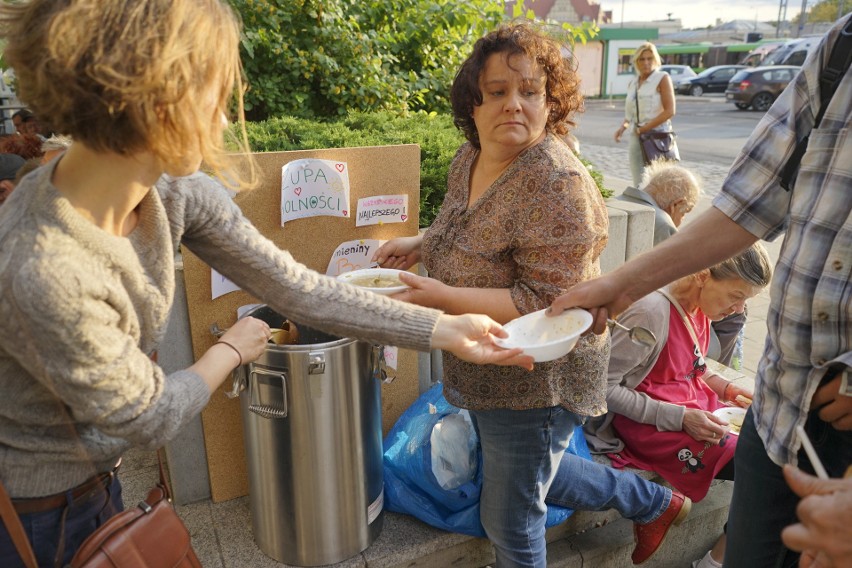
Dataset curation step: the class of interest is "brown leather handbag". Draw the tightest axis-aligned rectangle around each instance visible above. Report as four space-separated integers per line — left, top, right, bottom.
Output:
0 453 202 568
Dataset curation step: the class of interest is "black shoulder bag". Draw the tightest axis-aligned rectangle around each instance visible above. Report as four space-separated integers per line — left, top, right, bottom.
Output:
780 15 852 191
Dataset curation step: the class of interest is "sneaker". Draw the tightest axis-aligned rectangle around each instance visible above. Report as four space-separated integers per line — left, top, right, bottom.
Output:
692 549 723 568
631 491 692 564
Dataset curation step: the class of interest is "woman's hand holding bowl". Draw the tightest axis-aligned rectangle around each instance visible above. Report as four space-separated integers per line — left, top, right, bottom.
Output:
372 235 422 271
390 271 450 309
683 408 729 445
391 273 534 371
432 313 534 371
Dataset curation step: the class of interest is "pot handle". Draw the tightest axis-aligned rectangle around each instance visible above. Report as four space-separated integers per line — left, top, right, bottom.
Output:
248 368 288 419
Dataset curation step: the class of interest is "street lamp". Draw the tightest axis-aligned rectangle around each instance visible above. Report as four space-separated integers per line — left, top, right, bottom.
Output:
797 0 807 37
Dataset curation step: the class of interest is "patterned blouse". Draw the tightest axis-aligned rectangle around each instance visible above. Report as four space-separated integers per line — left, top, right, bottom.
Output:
422 133 610 415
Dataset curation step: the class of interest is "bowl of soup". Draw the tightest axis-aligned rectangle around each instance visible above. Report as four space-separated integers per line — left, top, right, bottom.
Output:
713 406 746 435
495 308 593 362
337 268 409 296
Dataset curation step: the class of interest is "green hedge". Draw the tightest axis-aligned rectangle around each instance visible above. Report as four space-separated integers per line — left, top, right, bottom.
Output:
243 111 611 227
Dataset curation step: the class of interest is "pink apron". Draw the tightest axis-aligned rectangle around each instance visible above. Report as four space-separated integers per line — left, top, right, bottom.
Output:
609 306 736 501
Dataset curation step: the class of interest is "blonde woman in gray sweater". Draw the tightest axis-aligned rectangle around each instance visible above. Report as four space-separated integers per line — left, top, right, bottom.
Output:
0 2 531 565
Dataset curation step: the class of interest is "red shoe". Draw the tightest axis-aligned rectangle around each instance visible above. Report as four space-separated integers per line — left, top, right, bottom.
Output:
631 491 692 564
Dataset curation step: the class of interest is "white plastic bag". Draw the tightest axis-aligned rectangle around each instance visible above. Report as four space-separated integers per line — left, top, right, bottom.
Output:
430 410 477 490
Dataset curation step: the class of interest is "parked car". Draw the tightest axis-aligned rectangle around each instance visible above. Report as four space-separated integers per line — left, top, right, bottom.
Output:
676 65 747 96
725 65 801 111
660 64 697 81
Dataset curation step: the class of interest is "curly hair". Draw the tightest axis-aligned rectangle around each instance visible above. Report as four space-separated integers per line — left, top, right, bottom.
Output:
0 133 44 160
450 22 583 149
0 0 252 187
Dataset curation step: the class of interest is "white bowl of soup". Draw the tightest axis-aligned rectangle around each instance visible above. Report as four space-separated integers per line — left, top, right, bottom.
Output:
337 268 409 295
713 406 747 435
495 308 593 362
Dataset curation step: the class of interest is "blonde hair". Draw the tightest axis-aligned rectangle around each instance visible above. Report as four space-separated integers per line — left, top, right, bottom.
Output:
0 0 253 188
640 160 702 211
631 43 662 70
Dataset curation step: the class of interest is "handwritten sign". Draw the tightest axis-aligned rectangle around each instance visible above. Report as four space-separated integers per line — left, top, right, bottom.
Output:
281 158 351 225
211 269 241 300
325 239 385 276
355 194 409 227
383 346 399 370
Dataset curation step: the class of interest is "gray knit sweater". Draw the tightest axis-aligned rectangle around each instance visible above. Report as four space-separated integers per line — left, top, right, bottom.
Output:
0 165 439 498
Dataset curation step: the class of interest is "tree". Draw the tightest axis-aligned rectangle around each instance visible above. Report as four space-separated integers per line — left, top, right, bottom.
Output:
230 0 504 120
794 0 849 24
229 0 597 120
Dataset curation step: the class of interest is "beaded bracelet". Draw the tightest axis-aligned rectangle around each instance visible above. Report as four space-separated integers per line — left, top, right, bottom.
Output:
217 340 243 367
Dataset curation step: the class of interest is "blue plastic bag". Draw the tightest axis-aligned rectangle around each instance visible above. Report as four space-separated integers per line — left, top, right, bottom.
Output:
383 383 591 537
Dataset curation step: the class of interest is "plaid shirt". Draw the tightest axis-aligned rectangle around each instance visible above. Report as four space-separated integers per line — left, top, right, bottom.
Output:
713 15 852 467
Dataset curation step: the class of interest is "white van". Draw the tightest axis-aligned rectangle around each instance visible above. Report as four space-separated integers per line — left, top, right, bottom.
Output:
761 37 821 67
740 41 787 67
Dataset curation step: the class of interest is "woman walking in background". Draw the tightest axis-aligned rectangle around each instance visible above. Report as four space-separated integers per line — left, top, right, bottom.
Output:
614 42 676 186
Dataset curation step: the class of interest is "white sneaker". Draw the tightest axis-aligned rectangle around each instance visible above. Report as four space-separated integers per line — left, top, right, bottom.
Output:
692 550 722 568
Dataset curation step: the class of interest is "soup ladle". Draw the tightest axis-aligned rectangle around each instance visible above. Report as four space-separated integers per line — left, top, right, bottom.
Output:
607 318 657 348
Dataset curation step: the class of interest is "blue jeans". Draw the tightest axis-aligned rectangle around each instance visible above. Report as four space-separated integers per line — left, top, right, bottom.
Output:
547 451 670 525
470 406 582 568
0 475 123 568
723 407 852 568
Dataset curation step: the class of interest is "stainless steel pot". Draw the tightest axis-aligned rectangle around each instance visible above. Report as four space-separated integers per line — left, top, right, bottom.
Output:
234 305 384 566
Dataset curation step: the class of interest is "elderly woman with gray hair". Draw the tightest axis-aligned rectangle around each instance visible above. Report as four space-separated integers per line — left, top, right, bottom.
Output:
618 160 701 246
614 42 676 186
585 242 772 567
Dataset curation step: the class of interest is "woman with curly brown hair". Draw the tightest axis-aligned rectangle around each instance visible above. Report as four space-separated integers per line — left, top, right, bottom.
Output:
375 23 690 567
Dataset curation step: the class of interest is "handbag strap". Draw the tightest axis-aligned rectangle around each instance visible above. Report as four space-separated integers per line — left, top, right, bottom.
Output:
0 451 169 567
634 81 641 126
780 14 852 191
0 482 38 568
658 288 702 354
156 448 173 501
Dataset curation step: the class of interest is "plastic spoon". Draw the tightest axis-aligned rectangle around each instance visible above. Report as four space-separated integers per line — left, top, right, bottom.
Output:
607 319 657 347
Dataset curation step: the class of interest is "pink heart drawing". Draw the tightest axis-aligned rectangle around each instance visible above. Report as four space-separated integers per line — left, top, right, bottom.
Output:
335 163 345 172
342 210 348 216
401 215 408 222
294 187 302 196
